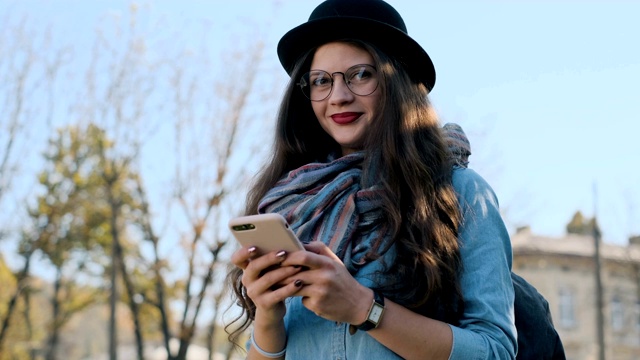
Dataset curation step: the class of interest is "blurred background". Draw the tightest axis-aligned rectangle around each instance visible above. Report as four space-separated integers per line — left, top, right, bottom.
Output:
0 1 638 359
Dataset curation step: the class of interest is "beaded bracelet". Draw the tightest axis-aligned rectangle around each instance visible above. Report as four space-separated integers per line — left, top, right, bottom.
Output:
250 332 286 358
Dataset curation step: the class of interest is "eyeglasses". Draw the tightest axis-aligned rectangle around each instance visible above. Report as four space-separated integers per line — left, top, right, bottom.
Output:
297 64 379 101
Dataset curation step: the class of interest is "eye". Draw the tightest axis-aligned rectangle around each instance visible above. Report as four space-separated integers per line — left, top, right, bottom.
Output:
310 71 331 87
348 65 374 82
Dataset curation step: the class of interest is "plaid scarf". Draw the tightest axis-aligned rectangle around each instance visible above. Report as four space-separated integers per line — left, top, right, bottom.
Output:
257 124 471 273
258 152 391 273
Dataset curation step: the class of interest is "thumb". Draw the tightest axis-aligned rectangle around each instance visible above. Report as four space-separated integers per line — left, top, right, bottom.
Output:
304 241 340 261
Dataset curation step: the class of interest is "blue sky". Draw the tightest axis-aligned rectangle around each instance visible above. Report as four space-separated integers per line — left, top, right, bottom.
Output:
7 0 640 245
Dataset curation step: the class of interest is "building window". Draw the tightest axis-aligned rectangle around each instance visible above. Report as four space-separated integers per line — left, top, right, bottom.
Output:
611 296 624 331
559 287 576 328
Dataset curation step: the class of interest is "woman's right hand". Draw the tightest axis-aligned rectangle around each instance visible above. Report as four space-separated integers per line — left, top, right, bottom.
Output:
230 246 304 325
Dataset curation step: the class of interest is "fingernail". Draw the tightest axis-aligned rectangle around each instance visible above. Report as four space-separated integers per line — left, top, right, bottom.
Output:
276 250 286 258
247 246 257 254
294 279 303 287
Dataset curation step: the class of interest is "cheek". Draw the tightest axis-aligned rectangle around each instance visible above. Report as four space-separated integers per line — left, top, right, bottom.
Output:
311 101 324 120
367 93 382 113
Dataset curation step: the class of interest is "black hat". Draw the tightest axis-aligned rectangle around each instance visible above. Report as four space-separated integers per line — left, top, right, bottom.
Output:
277 0 436 91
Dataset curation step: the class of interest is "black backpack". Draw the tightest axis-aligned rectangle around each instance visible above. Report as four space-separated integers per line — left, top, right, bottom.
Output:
512 272 566 360
442 124 566 359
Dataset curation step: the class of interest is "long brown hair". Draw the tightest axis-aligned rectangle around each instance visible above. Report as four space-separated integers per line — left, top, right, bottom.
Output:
226 40 463 342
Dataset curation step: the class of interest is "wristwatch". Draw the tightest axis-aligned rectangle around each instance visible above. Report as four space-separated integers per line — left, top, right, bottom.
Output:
349 290 385 334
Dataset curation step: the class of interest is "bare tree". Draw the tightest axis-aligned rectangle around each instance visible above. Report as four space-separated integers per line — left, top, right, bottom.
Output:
75 9 162 359
0 11 68 359
0 11 67 237
141 23 274 359
1 4 280 359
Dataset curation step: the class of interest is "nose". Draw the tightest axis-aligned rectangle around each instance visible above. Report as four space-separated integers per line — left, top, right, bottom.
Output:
328 74 354 104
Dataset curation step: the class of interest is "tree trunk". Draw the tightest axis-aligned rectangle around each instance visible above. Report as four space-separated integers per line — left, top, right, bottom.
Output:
107 176 146 360
114 229 145 360
23 288 35 360
206 322 215 360
176 246 221 360
109 229 118 360
134 176 174 360
45 268 63 360
153 248 173 360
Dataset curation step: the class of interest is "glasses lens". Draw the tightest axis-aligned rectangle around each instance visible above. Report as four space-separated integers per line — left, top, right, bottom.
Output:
299 70 332 101
298 65 379 101
345 65 378 96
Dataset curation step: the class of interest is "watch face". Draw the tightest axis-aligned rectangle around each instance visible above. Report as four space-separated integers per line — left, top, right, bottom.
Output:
369 303 384 324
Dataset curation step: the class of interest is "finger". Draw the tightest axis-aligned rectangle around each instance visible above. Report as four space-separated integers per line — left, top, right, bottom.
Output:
278 271 323 303
260 275 307 306
266 264 302 283
246 265 303 302
304 241 341 262
275 269 311 290
273 268 304 288
230 246 258 270
303 241 327 254
280 250 324 270
282 245 342 270
243 250 288 281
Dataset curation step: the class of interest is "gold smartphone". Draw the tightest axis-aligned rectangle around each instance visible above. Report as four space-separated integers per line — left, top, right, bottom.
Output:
229 213 304 256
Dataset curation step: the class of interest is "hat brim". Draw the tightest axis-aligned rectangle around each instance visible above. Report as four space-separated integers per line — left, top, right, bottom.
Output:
277 17 436 90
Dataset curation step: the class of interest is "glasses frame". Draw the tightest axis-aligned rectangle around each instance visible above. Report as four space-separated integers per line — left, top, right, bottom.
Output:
297 64 379 102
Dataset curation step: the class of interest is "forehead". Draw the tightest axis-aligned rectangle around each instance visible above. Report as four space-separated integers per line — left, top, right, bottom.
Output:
310 42 375 71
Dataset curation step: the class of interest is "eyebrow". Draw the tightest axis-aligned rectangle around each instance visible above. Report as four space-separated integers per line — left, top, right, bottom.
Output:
308 64 376 72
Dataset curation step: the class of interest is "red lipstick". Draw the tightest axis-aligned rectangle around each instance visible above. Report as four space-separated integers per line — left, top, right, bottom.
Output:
330 112 361 124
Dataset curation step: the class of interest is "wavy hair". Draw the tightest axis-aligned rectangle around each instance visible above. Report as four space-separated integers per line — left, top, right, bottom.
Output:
226 40 463 343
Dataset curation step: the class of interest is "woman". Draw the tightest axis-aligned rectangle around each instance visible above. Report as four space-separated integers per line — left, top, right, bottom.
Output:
226 0 517 359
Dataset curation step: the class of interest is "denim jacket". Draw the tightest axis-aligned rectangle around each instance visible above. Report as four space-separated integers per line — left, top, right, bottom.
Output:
273 168 517 359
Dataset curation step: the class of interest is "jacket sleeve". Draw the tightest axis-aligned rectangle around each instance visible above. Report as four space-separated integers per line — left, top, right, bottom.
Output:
447 168 518 360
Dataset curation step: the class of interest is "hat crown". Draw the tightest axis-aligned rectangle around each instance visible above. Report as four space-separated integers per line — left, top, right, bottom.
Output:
277 0 436 91
309 0 408 34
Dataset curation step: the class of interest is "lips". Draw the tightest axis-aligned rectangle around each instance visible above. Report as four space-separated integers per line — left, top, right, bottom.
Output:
330 112 362 124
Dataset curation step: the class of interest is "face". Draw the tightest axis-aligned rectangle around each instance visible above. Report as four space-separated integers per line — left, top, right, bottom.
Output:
309 42 380 156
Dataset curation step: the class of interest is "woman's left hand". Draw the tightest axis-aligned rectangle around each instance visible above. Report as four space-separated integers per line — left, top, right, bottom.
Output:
281 241 373 326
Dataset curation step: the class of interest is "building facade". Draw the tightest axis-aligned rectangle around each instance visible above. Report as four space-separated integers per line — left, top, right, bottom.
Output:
512 229 640 360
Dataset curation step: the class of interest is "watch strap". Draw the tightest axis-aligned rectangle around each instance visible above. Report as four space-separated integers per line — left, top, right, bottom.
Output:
349 290 385 334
